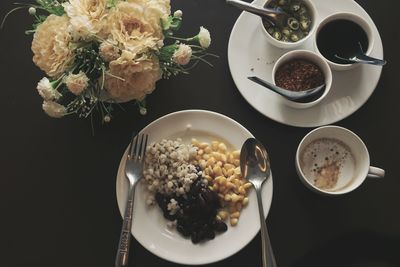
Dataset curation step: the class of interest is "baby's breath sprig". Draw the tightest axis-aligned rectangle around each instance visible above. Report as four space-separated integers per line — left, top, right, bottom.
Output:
74 44 106 81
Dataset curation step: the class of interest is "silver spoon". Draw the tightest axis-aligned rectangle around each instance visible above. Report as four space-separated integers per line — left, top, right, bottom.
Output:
226 0 288 27
248 76 325 101
334 42 386 66
240 138 277 267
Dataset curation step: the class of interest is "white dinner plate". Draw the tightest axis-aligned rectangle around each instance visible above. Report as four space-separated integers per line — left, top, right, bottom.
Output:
115 110 274 265
228 0 384 127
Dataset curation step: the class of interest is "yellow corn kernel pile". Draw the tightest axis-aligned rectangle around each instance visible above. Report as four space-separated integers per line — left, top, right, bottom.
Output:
191 139 251 226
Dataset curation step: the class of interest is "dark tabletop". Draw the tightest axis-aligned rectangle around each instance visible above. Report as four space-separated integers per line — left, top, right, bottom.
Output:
0 0 399 267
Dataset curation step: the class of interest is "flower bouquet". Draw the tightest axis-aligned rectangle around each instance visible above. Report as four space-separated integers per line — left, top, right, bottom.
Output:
3 0 214 122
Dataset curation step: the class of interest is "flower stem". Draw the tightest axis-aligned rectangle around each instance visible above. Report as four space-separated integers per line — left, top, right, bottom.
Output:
191 55 214 67
1 6 26 29
166 36 190 42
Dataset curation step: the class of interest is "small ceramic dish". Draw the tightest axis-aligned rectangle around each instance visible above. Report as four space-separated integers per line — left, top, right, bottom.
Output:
271 49 332 109
260 0 318 49
314 12 374 71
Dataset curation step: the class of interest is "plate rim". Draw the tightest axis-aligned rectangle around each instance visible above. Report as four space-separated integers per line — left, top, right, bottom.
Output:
115 109 274 265
227 0 384 128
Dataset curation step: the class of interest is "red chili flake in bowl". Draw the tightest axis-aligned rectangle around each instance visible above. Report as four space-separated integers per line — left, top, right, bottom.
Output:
275 60 324 91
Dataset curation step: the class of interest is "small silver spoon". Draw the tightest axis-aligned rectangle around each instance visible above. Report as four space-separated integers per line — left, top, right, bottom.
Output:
334 42 387 66
226 0 288 27
240 138 276 267
248 76 325 101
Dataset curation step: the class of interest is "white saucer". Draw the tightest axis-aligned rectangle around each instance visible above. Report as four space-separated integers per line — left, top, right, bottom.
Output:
115 110 273 265
228 0 383 127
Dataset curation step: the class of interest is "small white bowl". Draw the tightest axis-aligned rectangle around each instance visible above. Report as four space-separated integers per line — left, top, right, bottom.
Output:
271 50 332 109
260 0 318 49
314 12 374 71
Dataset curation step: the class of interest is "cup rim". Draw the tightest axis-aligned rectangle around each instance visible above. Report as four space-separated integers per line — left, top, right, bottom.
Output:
314 12 375 69
260 0 318 49
271 49 333 108
295 125 371 195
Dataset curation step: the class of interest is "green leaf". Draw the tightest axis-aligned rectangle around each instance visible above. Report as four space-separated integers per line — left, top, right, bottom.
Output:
161 16 182 33
25 14 47 35
35 0 66 16
106 0 118 8
158 44 178 62
170 17 182 31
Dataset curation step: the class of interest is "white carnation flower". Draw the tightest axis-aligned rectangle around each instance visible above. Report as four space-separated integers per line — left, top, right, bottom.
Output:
65 71 89 96
42 101 67 118
62 0 107 38
198 26 211 48
174 10 183 18
172 44 192 65
36 77 61 101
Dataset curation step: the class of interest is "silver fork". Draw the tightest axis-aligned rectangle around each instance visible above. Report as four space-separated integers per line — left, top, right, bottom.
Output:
115 132 148 267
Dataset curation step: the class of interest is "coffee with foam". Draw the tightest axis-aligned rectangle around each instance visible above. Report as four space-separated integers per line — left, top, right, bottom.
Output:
300 138 356 191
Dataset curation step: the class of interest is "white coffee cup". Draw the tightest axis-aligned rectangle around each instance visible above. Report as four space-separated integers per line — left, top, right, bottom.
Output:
295 126 385 195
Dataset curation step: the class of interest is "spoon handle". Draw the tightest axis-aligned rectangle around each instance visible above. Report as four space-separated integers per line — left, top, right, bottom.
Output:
256 185 277 267
226 0 276 24
353 54 387 66
248 76 288 98
335 54 387 66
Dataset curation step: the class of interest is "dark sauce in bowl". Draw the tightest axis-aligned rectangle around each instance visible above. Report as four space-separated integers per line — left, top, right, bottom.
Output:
316 19 369 64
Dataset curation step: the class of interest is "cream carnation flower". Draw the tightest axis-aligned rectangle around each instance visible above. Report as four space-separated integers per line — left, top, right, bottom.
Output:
104 51 162 102
32 15 73 77
65 71 89 95
62 0 108 38
42 101 67 118
37 77 61 100
139 0 171 37
99 41 121 62
103 1 170 56
127 0 171 37
198 26 211 49
173 44 192 65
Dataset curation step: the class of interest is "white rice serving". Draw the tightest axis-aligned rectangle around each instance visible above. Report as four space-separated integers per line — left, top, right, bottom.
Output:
143 139 202 204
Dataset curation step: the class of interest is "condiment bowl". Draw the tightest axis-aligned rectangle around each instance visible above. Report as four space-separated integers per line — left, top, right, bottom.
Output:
314 12 374 71
260 0 318 49
272 50 332 109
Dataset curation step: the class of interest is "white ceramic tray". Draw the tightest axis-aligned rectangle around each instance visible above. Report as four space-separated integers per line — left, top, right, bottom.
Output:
228 0 384 127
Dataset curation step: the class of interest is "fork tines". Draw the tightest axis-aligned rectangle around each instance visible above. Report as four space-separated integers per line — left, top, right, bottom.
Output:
128 132 148 161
